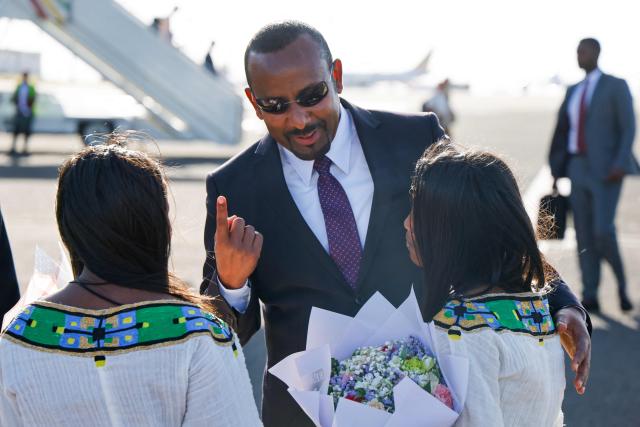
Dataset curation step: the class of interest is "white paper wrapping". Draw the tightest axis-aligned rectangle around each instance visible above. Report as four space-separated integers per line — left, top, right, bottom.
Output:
269 289 469 426
2 245 72 330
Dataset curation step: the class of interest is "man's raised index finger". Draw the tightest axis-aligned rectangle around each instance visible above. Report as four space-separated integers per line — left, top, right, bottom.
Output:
216 196 230 241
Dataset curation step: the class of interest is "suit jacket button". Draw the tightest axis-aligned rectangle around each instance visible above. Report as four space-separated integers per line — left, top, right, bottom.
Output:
355 297 362 305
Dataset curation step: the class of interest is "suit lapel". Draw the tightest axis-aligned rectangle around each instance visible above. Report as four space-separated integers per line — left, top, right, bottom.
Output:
341 100 400 290
254 135 347 287
587 73 607 121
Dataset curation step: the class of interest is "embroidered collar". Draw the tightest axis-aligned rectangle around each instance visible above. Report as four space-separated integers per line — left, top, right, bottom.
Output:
433 292 556 340
2 301 235 361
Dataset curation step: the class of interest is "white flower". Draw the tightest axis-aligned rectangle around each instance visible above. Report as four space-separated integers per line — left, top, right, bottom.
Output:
368 399 385 410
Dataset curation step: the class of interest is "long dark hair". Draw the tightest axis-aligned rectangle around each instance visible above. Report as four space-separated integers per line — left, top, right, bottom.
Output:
410 141 548 321
56 133 213 311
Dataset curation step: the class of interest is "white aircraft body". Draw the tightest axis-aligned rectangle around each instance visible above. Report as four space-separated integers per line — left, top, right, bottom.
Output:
343 51 433 87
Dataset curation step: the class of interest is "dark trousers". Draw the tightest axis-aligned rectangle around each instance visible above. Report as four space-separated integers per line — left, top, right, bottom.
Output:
11 112 34 152
568 157 627 300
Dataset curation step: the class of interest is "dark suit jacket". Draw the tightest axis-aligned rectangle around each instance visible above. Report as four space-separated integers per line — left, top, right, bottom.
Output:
0 208 20 321
202 99 586 426
549 72 639 179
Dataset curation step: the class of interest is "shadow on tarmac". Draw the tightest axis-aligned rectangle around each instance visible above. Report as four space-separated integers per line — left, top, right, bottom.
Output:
563 310 640 426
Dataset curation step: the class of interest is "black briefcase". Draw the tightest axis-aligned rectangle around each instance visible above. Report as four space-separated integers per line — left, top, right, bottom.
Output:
537 182 569 240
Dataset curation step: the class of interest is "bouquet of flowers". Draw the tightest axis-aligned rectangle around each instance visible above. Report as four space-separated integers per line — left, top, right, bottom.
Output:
328 336 453 413
269 290 468 427
329 336 453 413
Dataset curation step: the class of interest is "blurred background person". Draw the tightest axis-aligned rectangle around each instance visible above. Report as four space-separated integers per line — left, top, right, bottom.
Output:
0 136 260 426
0 206 20 321
421 78 455 135
204 40 218 76
9 72 36 156
150 6 178 43
548 38 639 313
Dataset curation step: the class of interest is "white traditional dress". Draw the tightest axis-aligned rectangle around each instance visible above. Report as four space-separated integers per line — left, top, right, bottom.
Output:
432 292 565 426
0 300 262 426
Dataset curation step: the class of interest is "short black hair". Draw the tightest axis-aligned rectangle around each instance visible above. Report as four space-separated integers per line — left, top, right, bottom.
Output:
580 38 601 56
244 21 333 85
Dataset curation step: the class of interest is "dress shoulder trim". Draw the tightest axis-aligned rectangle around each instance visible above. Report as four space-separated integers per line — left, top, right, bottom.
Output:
433 293 556 343
2 302 238 366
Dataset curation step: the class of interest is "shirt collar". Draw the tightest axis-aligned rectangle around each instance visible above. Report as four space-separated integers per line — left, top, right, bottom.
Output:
278 104 354 186
585 68 602 84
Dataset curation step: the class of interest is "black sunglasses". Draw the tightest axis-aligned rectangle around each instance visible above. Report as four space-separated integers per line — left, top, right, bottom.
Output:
253 80 330 115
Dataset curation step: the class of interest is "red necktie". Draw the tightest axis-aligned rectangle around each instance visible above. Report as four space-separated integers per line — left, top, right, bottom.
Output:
577 79 589 153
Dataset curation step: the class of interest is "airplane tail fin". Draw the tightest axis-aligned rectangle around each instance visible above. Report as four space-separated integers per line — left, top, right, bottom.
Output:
413 50 433 74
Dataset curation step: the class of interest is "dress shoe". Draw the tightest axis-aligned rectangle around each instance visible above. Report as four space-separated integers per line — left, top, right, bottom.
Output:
581 298 600 313
620 294 633 312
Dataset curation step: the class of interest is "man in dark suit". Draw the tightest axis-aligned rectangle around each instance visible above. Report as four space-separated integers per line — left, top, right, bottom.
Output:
549 38 638 313
203 21 592 426
0 207 20 321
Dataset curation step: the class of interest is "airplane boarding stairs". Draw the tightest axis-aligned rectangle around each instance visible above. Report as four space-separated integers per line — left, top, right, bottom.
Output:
0 0 243 143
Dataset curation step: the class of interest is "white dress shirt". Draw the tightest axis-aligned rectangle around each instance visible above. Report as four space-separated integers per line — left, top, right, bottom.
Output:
219 105 374 312
567 68 602 154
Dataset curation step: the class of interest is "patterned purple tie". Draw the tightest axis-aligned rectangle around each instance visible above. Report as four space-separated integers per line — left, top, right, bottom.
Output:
314 155 363 288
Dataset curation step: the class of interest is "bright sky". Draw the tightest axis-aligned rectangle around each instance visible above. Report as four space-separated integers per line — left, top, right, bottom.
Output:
1 0 639 93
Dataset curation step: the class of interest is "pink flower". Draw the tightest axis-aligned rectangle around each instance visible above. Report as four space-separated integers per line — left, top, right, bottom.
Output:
434 384 454 409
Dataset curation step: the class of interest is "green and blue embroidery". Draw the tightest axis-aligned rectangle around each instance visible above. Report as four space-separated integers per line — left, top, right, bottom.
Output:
4 302 236 366
433 294 556 345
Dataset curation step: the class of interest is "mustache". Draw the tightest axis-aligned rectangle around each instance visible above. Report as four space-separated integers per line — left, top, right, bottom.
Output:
285 121 326 138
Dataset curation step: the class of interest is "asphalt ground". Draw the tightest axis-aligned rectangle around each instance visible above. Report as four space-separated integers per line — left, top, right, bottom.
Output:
1 90 638 425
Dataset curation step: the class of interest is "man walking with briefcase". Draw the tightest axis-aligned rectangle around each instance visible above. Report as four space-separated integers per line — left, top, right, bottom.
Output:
549 38 639 313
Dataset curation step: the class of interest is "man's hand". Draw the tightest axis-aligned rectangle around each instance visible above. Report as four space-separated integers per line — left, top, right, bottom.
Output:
214 195 263 289
555 307 591 395
605 167 625 182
